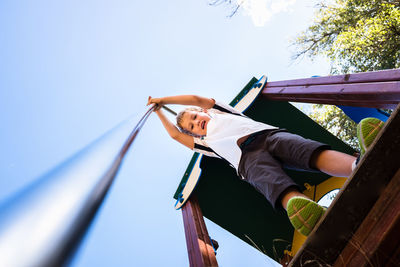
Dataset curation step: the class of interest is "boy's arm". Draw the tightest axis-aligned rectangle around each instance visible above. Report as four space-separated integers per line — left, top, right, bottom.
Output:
154 108 194 149
148 95 215 109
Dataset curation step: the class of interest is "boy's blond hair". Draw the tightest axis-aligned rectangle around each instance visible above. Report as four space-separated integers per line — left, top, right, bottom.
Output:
176 107 203 136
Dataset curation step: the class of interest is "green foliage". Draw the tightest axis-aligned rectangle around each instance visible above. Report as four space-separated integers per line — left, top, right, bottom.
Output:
309 104 359 150
293 0 400 73
294 0 398 148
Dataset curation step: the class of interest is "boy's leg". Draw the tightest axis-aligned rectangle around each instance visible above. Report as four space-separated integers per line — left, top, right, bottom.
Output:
279 187 308 210
307 118 385 177
239 131 327 236
280 188 326 236
313 117 384 176
264 130 356 177
312 150 356 177
357 117 384 155
238 146 300 211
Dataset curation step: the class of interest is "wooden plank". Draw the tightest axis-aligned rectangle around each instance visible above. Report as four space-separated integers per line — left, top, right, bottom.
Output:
336 169 400 265
192 195 218 266
189 196 211 267
260 97 397 109
266 69 400 87
289 104 400 266
182 200 202 266
181 194 218 267
386 245 400 267
186 199 210 266
334 169 400 266
262 81 400 108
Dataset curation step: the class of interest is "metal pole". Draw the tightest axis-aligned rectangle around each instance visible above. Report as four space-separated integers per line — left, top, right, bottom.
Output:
0 106 155 267
162 105 177 116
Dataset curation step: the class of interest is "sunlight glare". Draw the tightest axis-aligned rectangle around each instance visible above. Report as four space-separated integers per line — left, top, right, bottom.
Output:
241 0 296 27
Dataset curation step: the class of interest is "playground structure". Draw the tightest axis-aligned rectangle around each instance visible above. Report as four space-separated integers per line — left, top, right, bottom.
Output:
175 69 400 266
0 69 398 266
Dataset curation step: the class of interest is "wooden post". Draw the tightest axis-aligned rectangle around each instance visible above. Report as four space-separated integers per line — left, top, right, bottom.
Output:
262 69 400 108
334 169 400 266
181 194 218 267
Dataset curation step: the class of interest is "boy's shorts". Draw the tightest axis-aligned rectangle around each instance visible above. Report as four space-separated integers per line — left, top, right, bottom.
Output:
238 129 330 210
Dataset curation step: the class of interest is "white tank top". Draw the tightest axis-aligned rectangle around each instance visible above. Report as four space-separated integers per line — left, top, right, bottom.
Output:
203 111 276 172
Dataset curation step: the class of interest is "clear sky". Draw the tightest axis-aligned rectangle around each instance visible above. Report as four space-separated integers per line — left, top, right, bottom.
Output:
0 0 330 266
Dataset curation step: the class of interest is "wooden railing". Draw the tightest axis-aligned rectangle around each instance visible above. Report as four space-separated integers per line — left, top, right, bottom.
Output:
263 69 400 108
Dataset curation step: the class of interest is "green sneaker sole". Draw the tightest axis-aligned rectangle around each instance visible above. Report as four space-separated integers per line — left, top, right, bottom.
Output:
357 118 384 155
287 197 326 236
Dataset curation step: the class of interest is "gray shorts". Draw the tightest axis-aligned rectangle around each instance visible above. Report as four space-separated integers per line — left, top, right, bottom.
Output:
238 129 330 210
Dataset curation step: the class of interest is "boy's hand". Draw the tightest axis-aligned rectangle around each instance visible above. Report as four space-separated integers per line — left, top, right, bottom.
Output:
147 96 163 105
147 96 163 111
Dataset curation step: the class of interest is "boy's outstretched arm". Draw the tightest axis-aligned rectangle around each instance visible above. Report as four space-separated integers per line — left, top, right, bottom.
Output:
148 95 215 109
153 107 194 150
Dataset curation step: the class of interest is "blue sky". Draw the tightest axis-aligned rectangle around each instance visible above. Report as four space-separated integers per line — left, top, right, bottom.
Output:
0 0 330 266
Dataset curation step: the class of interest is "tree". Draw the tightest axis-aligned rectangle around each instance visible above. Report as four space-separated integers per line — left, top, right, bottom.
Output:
293 0 400 74
209 0 242 17
309 104 359 150
292 0 398 149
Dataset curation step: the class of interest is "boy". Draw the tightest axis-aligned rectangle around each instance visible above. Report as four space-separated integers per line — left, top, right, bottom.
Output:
147 94 380 236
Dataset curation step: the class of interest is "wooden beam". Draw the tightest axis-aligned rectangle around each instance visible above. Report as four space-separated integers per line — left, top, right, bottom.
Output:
289 104 400 266
266 69 400 87
181 194 218 267
334 169 400 266
262 69 400 108
388 244 400 266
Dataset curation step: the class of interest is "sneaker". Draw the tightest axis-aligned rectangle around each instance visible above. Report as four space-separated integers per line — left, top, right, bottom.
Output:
287 197 326 236
357 118 384 155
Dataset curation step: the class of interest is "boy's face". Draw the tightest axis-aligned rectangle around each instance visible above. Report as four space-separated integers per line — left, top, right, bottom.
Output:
181 110 211 136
